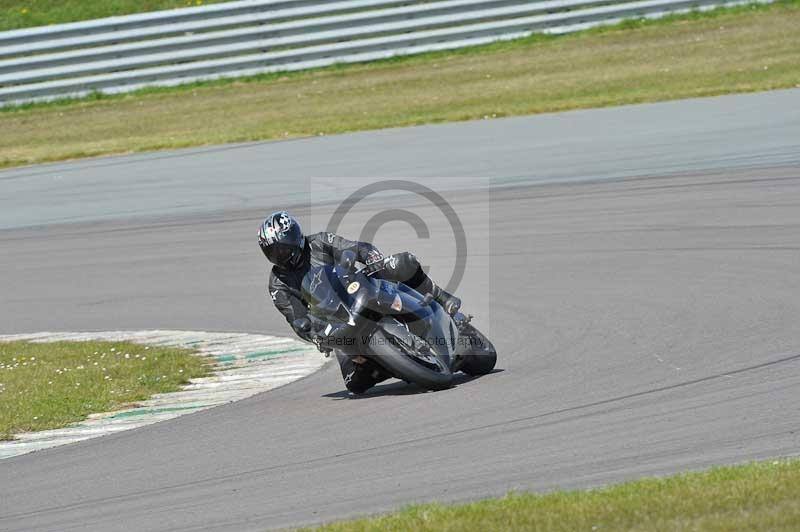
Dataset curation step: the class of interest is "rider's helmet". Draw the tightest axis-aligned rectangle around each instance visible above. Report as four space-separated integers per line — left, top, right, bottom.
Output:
258 211 306 269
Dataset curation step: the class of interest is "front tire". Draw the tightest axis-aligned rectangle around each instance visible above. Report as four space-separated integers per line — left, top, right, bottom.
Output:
369 329 453 391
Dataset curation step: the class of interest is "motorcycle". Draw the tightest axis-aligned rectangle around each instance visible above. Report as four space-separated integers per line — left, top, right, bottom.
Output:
294 250 497 391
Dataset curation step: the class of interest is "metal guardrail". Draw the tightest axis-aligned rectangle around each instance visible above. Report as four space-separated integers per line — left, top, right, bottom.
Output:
0 0 768 105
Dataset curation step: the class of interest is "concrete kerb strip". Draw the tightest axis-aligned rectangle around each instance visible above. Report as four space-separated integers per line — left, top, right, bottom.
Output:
0 330 327 460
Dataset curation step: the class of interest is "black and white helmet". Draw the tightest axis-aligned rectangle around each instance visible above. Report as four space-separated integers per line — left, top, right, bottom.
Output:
258 211 306 268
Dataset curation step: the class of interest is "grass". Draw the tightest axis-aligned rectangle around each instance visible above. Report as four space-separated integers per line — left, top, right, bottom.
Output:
0 340 211 440
0 0 233 32
303 459 800 531
1 1 799 168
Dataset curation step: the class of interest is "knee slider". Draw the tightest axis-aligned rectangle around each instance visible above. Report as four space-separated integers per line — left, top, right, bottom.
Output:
345 379 372 395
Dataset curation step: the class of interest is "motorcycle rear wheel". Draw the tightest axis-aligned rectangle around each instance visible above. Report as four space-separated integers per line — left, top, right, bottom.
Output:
458 324 497 376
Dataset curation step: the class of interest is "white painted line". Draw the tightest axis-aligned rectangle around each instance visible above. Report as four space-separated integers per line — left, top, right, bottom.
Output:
0 330 326 459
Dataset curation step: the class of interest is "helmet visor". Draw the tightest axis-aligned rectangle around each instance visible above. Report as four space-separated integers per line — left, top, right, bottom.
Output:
266 242 301 267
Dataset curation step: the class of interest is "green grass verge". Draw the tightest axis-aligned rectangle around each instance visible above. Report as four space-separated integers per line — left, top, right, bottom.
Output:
0 0 233 32
304 459 800 531
0 340 211 440
1 1 799 168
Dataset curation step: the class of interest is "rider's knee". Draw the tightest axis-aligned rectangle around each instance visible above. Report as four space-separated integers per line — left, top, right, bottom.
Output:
343 365 380 394
344 376 373 395
338 353 375 394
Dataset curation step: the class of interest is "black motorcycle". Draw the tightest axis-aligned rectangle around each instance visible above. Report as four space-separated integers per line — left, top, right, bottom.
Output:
294 250 497 391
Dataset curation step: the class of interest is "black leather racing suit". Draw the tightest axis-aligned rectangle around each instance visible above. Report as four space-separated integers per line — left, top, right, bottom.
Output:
268 232 429 394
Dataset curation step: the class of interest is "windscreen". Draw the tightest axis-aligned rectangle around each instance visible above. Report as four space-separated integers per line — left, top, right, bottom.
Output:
302 265 356 324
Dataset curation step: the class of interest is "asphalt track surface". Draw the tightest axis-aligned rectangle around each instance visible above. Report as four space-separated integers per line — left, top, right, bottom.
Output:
1 89 800 531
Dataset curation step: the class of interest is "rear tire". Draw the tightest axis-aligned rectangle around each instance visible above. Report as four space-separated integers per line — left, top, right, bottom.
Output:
458 324 497 376
369 329 453 391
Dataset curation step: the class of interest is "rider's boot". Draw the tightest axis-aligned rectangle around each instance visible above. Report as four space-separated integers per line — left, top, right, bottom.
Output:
338 353 390 395
435 286 462 317
416 276 461 316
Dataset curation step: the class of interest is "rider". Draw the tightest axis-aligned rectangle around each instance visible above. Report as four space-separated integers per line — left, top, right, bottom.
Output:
258 211 461 394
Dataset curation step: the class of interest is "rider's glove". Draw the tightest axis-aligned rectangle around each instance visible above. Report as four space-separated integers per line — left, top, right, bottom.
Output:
312 334 332 355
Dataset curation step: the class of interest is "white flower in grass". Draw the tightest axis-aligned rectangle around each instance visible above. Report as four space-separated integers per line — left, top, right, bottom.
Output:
141 357 147 361
110 348 116 352
94 362 99 366
125 354 130 359
48 381 53 385
33 416 38 420
30 357 35 361
145 347 150 350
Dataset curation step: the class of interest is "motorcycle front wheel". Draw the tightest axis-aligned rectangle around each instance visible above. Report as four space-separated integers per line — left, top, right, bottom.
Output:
369 329 453 391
